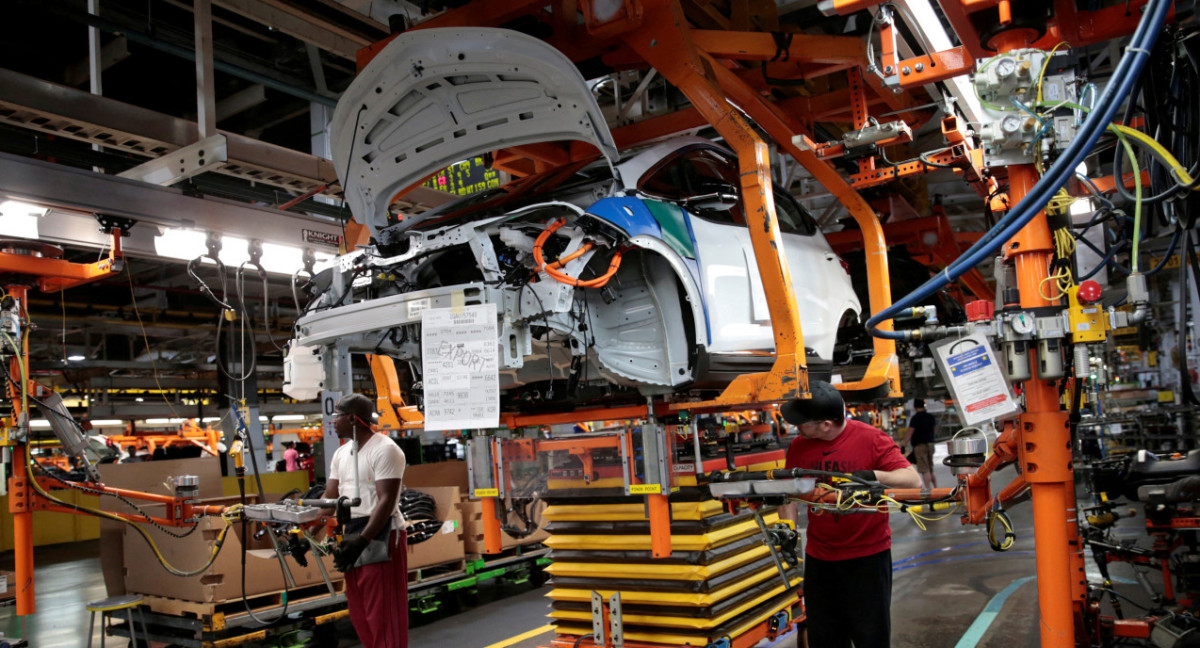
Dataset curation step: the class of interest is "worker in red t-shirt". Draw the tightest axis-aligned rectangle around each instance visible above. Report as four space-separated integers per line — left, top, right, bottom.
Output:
780 381 920 648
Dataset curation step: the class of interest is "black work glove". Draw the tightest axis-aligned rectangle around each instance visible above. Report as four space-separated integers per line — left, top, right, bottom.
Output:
850 470 877 482
333 534 370 572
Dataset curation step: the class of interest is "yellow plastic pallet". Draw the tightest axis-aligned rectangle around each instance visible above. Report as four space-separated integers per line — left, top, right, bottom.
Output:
543 512 779 552
549 583 795 629
542 500 724 522
545 544 773 580
548 561 797 606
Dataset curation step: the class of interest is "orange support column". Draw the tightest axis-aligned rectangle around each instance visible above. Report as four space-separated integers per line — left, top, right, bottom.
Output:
481 497 504 554
10 445 34 616
648 494 672 558
1006 162 1081 647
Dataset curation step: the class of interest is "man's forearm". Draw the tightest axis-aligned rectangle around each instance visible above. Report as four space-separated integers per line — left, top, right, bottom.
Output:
779 502 798 524
873 467 922 489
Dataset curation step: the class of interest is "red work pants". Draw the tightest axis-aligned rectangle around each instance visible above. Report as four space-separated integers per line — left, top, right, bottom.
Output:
346 530 409 648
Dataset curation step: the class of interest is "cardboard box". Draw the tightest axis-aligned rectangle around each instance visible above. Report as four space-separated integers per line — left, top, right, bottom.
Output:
98 457 225 597
405 486 465 570
0 570 14 601
404 461 470 493
123 494 340 603
460 499 549 554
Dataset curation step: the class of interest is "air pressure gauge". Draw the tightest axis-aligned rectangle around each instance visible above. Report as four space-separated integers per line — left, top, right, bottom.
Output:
1011 312 1035 335
995 57 1017 78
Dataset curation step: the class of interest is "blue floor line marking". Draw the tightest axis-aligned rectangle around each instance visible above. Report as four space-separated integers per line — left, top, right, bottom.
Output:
894 550 1035 572
953 575 1036 648
893 541 990 566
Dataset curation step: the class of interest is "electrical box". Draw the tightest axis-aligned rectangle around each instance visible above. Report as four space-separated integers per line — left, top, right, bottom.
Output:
1066 285 1107 343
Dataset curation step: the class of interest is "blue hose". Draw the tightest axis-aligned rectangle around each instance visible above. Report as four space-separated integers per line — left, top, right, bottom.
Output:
866 0 1171 339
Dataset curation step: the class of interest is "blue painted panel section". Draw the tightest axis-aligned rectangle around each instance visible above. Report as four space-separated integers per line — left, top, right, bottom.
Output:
587 197 713 346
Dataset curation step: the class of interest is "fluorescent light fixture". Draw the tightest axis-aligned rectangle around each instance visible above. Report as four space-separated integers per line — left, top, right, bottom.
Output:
0 200 45 239
135 397 144 402
201 417 220 423
88 419 123 427
272 414 307 421
155 228 208 261
67 354 86 362
221 236 251 267
30 420 52 429
144 418 186 425
259 242 304 275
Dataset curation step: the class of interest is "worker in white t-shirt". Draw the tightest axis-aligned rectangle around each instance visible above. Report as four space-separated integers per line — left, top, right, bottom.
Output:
322 393 408 648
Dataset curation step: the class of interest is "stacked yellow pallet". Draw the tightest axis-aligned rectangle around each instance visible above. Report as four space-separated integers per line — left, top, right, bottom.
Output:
542 497 802 646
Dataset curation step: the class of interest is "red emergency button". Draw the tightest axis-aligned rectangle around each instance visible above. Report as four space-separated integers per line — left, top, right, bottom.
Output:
1077 280 1103 304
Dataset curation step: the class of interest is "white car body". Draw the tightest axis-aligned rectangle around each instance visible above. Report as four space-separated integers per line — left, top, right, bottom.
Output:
287 27 859 407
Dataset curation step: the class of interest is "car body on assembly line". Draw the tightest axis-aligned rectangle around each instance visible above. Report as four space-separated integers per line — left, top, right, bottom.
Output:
286 27 860 411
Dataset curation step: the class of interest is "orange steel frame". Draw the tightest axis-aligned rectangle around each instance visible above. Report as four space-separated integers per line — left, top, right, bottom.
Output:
345 3 1158 647
360 0 906 410
2 232 226 617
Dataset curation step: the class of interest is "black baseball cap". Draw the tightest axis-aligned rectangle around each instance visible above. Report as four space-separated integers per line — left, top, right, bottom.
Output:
335 393 375 421
780 381 845 425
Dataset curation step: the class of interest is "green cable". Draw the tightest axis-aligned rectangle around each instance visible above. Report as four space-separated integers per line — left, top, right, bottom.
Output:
1034 100 1146 271
1117 131 1142 272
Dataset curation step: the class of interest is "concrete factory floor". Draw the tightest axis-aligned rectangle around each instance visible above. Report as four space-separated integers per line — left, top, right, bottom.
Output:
0 445 1154 647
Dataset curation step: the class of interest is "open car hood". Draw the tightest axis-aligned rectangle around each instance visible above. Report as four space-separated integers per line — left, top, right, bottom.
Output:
330 27 620 237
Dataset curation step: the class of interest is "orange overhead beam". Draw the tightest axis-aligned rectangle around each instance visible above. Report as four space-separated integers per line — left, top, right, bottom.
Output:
690 30 865 64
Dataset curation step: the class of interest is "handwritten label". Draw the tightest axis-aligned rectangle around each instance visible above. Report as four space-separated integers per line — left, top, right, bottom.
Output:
421 304 500 431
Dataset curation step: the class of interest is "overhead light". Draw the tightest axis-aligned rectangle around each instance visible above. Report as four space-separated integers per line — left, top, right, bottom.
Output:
0 200 45 239
88 419 123 427
67 354 86 362
145 418 186 425
201 416 220 423
30 420 52 429
155 228 208 261
259 242 304 275
135 397 144 402
273 414 307 421
222 236 251 267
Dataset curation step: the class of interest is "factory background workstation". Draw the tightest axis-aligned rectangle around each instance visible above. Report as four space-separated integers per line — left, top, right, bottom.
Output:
0 0 1197 647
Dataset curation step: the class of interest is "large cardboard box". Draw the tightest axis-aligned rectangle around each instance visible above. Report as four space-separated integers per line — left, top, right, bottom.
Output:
405 486 465 570
123 494 340 603
407 461 549 554
404 461 470 493
98 458 225 597
460 499 550 554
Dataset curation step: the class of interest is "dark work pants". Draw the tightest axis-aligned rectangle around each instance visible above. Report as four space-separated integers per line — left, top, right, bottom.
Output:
802 549 892 648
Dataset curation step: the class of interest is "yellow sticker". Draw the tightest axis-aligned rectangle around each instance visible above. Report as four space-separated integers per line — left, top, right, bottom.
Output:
474 488 499 497
630 484 662 494
451 290 465 314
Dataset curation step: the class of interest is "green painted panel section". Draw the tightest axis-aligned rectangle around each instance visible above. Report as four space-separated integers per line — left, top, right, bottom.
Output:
644 201 695 260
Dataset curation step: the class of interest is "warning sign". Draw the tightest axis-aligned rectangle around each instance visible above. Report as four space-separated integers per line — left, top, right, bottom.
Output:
931 334 1021 426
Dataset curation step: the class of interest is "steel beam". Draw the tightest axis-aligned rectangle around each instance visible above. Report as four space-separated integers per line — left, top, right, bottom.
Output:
0 68 339 197
117 134 228 186
216 84 268 121
194 0 217 137
0 152 342 251
214 0 371 60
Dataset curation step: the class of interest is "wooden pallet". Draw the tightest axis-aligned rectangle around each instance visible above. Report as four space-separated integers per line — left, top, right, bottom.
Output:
408 558 468 584
140 578 345 621
467 543 549 564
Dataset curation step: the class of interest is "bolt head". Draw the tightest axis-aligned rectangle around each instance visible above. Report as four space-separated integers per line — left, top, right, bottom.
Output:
902 66 912 75
915 63 924 72
884 65 894 74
